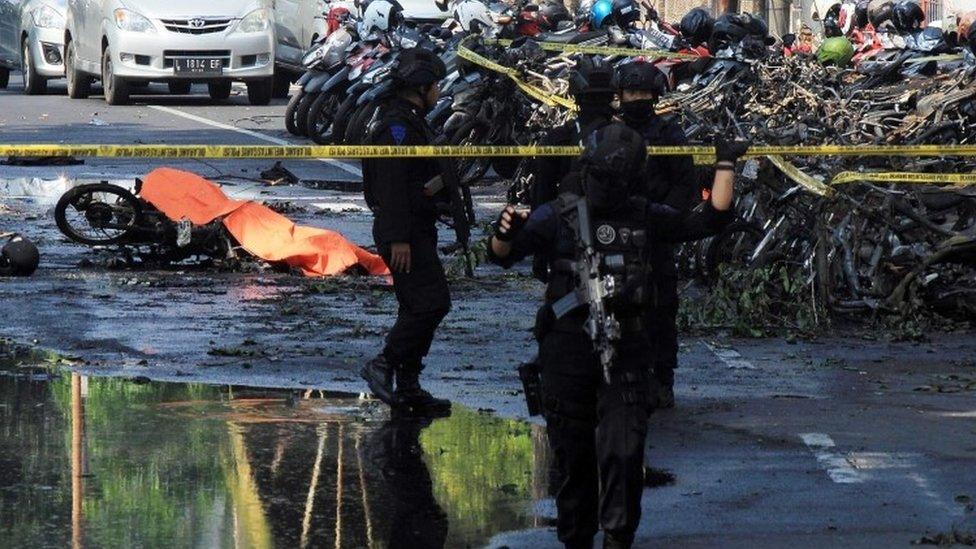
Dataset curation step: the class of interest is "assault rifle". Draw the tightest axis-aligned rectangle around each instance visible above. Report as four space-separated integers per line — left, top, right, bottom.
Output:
550 196 621 384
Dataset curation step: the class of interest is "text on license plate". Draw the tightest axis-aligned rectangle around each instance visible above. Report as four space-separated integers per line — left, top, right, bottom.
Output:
174 58 223 74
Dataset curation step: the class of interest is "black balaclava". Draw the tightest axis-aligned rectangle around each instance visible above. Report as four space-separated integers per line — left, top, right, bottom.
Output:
620 98 657 127
576 92 616 123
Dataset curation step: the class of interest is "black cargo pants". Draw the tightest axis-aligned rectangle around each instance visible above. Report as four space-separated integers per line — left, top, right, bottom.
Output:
539 329 653 548
379 237 451 372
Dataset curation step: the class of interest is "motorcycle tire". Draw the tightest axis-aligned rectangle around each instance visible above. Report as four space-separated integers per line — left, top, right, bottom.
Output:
295 92 319 137
449 119 492 186
704 221 765 281
55 183 144 246
284 90 305 135
307 90 344 145
331 91 366 145
343 98 384 146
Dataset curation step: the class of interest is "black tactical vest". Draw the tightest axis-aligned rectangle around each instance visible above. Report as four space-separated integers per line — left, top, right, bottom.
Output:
546 193 653 327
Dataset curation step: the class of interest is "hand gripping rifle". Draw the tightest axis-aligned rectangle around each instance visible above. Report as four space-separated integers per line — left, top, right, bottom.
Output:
550 196 621 384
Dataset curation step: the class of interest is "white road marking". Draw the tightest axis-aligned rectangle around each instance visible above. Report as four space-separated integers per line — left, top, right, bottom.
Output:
703 342 757 370
799 433 864 484
147 105 362 178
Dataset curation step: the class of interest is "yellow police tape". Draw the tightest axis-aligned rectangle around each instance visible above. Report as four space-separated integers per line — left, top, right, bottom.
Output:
457 37 578 110
488 38 706 60
831 171 976 186
4 143 976 159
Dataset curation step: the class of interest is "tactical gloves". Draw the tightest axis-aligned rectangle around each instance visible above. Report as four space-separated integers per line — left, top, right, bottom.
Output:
714 137 752 164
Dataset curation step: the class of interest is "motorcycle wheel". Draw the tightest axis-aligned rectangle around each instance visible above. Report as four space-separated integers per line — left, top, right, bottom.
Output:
284 90 305 135
343 98 384 146
331 91 365 145
307 90 343 145
704 221 765 281
449 119 492 186
295 92 319 137
55 183 144 246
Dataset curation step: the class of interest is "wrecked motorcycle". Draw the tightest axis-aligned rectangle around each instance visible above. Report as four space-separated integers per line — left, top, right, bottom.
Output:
54 182 234 264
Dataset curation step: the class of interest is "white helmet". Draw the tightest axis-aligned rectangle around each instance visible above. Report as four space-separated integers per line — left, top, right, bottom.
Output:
453 0 496 33
360 0 403 39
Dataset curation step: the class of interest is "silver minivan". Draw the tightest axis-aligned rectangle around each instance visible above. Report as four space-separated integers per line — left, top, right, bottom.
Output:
64 0 277 105
0 0 67 94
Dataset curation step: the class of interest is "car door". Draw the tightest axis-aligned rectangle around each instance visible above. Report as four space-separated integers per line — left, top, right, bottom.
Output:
274 0 302 67
298 0 326 48
0 0 19 66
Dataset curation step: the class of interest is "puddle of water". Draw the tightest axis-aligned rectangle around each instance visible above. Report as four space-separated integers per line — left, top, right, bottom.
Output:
0 347 553 548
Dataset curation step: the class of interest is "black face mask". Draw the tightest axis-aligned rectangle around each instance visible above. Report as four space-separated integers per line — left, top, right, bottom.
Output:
620 99 656 127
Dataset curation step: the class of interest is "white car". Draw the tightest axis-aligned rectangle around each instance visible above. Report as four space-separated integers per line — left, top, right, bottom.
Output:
0 0 67 93
64 0 276 105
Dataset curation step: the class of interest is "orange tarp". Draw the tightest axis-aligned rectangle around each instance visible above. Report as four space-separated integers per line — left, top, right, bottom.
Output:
139 168 389 277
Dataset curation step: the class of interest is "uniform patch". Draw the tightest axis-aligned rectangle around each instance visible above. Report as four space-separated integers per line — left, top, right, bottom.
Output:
596 224 616 245
390 125 408 145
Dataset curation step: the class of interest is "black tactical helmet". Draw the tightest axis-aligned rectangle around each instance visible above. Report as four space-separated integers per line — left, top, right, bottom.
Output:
392 47 447 87
868 0 894 28
611 0 641 28
612 60 668 96
892 0 924 31
0 235 39 277
580 123 647 209
568 56 615 96
680 8 715 46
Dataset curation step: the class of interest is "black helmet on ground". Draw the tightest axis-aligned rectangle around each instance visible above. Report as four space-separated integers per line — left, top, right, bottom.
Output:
392 47 447 87
0 235 39 277
680 8 715 46
612 60 669 97
580 123 647 211
611 0 641 28
892 0 924 31
568 56 615 96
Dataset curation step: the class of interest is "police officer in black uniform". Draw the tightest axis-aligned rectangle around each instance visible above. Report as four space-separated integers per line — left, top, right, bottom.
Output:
359 48 452 416
489 124 748 549
530 56 616 211
614 60 703 409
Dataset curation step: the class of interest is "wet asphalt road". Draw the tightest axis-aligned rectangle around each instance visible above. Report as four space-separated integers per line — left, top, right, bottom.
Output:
3 70 976 547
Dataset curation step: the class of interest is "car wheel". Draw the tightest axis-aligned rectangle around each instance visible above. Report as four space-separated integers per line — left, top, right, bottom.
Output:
208 81 232 101
65 39 91 99
0 67 9 89
272 71 291 99
101 47 129 105
246 78 273 106
22 40 49 95
168 82 192 95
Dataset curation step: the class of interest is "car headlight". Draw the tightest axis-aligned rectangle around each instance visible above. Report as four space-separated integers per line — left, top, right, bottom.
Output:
239 8 270 33
114 9 155 33
32 5 65 29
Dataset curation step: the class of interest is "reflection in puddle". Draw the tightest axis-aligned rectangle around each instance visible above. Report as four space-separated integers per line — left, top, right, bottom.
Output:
0 356 551 548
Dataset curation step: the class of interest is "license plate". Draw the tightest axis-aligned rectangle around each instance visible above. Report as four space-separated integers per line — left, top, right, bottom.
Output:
174 58 223 75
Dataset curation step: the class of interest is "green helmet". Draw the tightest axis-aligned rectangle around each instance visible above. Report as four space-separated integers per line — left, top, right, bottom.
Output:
817 36 855 67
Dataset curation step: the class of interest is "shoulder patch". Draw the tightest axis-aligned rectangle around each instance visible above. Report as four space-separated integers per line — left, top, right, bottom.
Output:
390 124 408 145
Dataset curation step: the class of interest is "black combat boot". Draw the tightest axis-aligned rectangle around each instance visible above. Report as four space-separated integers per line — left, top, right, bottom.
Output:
657 385 675 409
360 354 395 405
394 368 451 417
603 532 633 549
